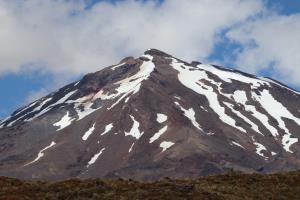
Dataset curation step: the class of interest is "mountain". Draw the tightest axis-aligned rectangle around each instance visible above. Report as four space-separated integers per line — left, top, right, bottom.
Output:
0 49 300 181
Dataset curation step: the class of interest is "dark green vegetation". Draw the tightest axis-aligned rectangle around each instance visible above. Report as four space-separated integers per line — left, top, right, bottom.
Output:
1 171 300 200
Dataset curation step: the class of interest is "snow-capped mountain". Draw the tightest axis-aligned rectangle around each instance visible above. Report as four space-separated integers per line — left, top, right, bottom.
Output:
0 49 300 180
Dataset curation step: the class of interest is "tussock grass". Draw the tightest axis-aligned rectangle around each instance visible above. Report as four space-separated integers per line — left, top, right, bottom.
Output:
1 171 300 199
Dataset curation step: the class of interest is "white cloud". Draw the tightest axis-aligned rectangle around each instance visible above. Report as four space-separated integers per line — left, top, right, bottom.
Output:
227 13 300 85
3 0 300 90
0 0 264 77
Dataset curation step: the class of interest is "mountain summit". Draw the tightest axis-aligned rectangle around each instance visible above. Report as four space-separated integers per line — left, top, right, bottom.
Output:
1 49 300 180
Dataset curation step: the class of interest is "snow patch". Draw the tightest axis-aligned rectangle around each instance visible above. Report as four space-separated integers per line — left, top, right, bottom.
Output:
125 115 144 139
82 123 96 141
231 141 245 149
87 148 105 168
207 131 215 136
200 106 208 112
125 97 130 103
175 102 203 131
129 142 135 153
232 90 248 104
282 133 298 153
174 96 181 100
24 141 56 166
100 123 114 136
76 102 101 121
160 141 175 152
55 90 78 105
54 112 75 131
157 113 168 123
253 142 268 160
271 151 277 156
149 125 168 143
111 62 125 70
251 137 268 160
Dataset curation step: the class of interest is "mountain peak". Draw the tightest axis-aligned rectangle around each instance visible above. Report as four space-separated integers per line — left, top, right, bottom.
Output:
144 48 172 57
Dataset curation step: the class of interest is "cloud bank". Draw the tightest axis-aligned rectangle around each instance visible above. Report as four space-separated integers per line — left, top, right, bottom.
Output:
0 0 299 87
227 13 300 85
0 0 262 74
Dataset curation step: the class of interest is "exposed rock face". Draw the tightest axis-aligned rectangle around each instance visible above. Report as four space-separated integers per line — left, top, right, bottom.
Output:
0 49 300 180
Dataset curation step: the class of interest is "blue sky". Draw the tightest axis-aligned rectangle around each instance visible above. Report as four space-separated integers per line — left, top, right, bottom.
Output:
0 0 300 119
266 0 300 14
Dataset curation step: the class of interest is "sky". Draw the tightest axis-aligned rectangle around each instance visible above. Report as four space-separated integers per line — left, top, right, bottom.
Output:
0 0 300 119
